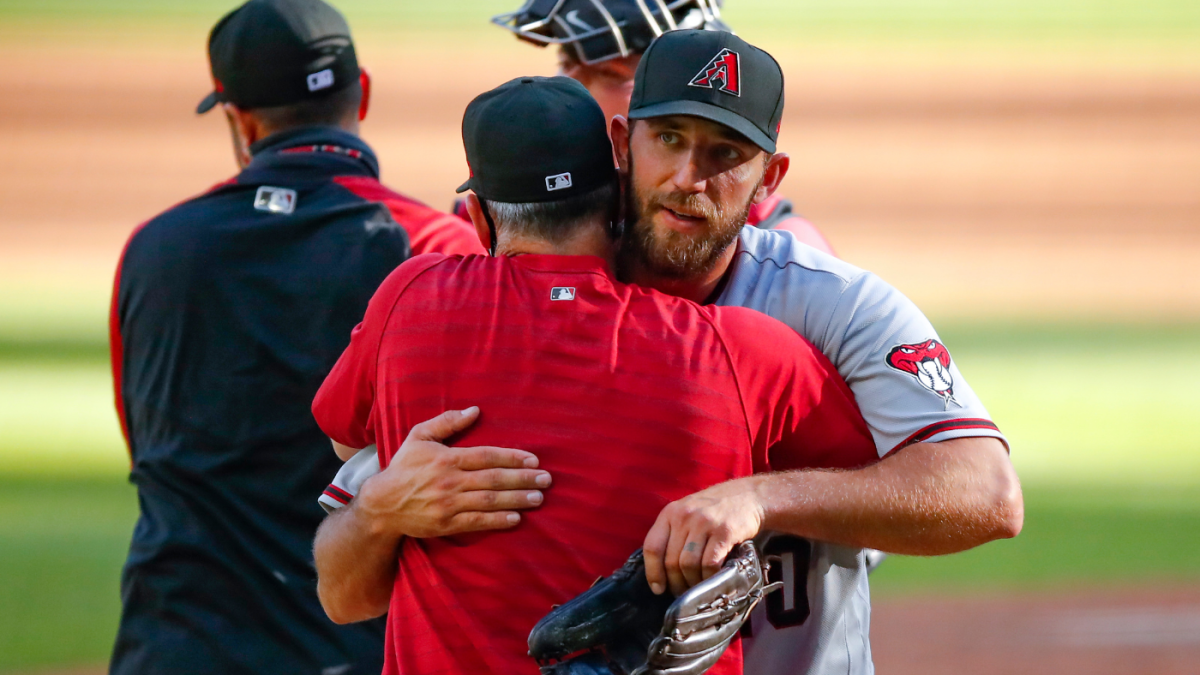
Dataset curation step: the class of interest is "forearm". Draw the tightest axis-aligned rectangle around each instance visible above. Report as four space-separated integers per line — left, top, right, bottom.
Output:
313 500 400 624
755 436 1023 556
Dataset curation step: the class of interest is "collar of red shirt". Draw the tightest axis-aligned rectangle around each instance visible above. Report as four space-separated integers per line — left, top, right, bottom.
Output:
505 254 614 276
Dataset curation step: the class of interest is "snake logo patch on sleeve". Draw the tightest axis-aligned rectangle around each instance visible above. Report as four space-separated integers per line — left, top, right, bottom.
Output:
886 339 960 409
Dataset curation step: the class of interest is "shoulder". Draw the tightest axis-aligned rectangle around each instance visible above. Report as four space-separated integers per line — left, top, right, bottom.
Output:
330 175 443 223
746 195 835 255
332 176 483 256
726 225 865 298
331 175 421 208
721 226 922 358
385 253 455 292
122 177 240 264
707 304 823 365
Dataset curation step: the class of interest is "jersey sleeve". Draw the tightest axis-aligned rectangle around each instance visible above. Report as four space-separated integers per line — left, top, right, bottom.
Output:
317 445 381 513
718 227 1007 458
824 272 1007 456
711 307 878 473
312 253 449 449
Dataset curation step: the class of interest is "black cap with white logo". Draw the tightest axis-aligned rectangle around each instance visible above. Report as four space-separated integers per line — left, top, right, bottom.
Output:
629 29 784 153
196 0 359 114
456 76 616 203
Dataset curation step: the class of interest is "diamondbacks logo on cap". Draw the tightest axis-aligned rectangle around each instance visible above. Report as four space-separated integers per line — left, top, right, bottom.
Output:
546 172 573 192
254 186 297 215
307 69 335 92
551 287 576 301
689 48 741 97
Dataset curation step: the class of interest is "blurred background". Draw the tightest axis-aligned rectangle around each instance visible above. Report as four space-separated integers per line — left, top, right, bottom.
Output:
0 1 1197 673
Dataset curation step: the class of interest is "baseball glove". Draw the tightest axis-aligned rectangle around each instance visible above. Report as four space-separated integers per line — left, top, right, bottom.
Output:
528 542 778 675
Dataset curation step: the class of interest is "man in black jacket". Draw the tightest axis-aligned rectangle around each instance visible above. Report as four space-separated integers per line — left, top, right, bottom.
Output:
106 2 480 673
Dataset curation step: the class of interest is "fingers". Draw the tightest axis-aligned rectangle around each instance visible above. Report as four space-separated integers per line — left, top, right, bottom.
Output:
700 536 733 581
457 467 551 491
408 407 481 443
642 515 671 596
454 445 541 471
663 526 693 597
455 489 545 513
444 510 523 535
677 533 709 591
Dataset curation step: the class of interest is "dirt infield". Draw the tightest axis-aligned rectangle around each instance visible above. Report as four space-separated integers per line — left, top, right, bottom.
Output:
1 36 1198 321
29 584 1200 675
872 585 1200 674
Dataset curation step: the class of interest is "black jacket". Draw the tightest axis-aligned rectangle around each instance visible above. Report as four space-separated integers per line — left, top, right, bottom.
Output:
109 127 409 675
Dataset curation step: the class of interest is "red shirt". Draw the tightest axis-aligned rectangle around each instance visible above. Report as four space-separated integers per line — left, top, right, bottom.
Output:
312 254 875 675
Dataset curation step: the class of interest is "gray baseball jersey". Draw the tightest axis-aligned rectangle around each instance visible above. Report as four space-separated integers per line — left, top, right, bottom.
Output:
723 225 1004 675
321 224 1005 675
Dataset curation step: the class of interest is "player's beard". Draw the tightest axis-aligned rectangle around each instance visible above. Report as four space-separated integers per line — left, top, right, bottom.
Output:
618 154 760 282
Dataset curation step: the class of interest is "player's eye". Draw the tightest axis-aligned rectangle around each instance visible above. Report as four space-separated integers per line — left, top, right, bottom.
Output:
716 145 743 162
659 132 680 146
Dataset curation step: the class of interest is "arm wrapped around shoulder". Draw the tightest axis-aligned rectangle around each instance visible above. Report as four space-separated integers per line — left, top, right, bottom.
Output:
528 542 778 675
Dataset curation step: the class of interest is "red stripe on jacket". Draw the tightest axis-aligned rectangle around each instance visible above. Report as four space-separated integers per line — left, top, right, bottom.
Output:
333 176 484 256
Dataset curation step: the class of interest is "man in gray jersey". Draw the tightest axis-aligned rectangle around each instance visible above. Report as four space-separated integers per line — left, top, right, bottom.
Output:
611 30 1021 674
315 29 1022 675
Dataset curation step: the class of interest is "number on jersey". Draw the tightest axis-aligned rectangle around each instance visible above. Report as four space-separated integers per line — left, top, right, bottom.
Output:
741 536 813 637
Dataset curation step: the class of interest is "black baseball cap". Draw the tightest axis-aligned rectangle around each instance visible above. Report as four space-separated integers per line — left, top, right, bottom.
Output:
456 77 617 203
196 0 359 114
629 30 784 153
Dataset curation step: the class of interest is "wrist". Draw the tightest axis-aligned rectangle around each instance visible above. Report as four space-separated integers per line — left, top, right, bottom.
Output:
354 476 403 540
753 470 813 535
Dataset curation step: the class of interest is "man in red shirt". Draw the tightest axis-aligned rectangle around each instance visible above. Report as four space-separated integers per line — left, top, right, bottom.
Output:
311 76 876 675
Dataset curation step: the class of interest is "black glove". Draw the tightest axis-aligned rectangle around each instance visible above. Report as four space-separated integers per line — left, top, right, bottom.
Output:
528 542 776 675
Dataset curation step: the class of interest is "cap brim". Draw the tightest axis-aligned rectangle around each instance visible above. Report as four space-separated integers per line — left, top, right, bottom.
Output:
196 92 220 115
629 100 777 154
455 179 473 194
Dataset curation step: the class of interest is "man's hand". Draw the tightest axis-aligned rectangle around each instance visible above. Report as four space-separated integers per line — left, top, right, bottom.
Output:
642 477 766 597
640 436 1022 601
357 406 552 539
315 406 551 624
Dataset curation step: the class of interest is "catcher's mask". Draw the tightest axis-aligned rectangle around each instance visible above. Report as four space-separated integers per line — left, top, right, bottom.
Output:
492 0 731 65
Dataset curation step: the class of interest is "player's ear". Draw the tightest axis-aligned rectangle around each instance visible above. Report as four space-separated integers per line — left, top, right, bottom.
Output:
222 103 256 169
754 152 790 205
357 67 372 122
464 194 492 252
611 116 631 172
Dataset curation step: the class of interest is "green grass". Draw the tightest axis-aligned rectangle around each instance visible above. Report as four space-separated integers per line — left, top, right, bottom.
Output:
0 476 136 673
939 322 1200 486
872 481 1200 596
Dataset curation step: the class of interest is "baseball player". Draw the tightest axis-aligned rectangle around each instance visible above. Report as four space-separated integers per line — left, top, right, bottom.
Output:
310 75 880 675
456 0 835 254
318 29 1022 675
107 1 478 673
610 31 1021 675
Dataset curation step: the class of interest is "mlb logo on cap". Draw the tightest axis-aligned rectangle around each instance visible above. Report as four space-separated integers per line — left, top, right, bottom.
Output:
307 69 335 92
546 173 573 192
551 287 576 301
